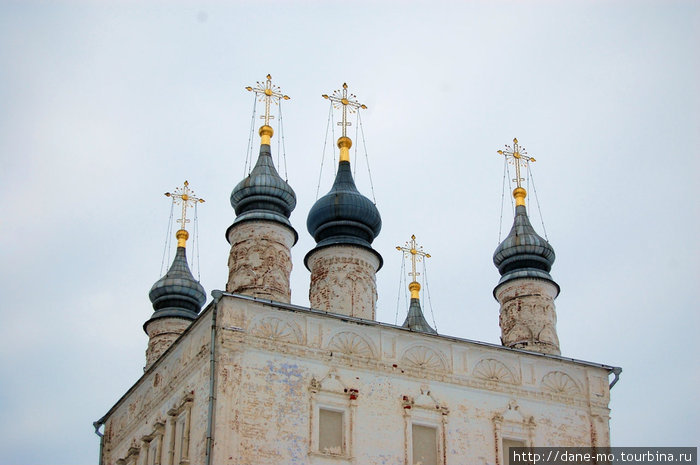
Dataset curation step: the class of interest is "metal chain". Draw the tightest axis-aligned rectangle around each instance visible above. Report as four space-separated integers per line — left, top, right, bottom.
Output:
527 163 549 240
498 157 508 243
279 100 289 181
422 259 438 333
194 201 201 281
395 255 407 325
160 199 175 276
316 103 334 200
357 111 377 204
244 96 258 176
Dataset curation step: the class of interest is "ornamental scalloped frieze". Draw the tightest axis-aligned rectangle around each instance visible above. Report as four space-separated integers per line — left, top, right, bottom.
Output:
249 316 303 344
541 371 582 396
400 345 448 372
326 331 376 358
472 358 519 384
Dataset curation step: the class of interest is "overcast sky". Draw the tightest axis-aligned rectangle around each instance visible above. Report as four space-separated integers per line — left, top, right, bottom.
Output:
0 1 698 464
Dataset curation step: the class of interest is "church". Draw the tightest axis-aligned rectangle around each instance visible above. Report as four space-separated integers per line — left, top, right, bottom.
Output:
95 76 621 465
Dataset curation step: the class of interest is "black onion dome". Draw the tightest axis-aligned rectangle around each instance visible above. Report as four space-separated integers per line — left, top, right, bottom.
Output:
144 246 206 330
230 143 297 231
493 205 558 289
403 298 437 335
305 161 382 267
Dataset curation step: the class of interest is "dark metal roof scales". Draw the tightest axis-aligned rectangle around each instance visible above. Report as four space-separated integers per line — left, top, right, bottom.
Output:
305 160 382 268
493 205 558 289
145 246 206 329
402 298 437 334
230 143 297 229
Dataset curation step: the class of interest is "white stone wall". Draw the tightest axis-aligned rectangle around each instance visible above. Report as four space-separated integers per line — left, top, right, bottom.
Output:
101 294 612 465
227 220 296 303
495 278 561 355
307 245 380 320
102 312 212 465
144 318 191 371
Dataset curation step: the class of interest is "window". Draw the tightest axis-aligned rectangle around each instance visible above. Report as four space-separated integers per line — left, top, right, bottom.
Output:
402 390 447 465
492 400 535 465
318 408 344 455
147 437 160 465
167 394 193 465
142 423 164 465
173 410 190 464
502 438 526 465
412 423 438 465
308 373 356 459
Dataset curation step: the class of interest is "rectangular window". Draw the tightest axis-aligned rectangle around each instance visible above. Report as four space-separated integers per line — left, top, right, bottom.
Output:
412 424 438 465
174 412 189 464
502 438 526 465
318 408 344 455
147 436 161 465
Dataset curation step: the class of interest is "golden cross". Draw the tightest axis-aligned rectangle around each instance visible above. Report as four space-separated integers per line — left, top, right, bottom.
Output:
497 138 536 189
246 74 290 127
322 83 367 138
396 235 431 284
165 180 205 234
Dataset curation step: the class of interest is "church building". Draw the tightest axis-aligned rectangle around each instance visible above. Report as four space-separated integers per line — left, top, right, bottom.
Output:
95 76 621 465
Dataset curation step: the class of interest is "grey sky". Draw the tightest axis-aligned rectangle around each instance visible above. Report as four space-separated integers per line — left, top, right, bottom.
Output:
0 1 698 463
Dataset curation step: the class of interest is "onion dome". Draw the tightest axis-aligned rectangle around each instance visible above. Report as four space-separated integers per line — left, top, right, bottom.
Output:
144 231 206 330
493 203 558 290
402 282 437 334
229 126 297 238
305 152 382 268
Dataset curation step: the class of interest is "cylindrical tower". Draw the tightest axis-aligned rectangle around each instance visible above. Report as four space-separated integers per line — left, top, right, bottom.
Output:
227 75 297 303
144 228 206 370
305 111 383 319
493 186 561 355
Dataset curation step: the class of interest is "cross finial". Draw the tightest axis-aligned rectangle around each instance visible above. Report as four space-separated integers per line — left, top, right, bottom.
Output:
396 234 431 299
164 180 205 247
497 138 536 206
246 74 290 143
322 83 367 138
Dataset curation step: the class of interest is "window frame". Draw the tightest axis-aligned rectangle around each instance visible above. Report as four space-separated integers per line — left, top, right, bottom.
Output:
308 374 357 460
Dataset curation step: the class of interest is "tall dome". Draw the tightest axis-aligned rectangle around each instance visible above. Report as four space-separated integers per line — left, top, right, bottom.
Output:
305 84 383 319
144 233 206 329
493 203 557 289
229 127 297 235
306 152 381 251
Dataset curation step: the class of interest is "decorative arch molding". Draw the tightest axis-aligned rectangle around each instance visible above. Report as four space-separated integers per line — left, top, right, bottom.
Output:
473 358 520 385
541 371 582 396
400 386 449 465
249 315 304 345
400 344 449 372
308 369 358 460
493 400 536 465
325 331 377 359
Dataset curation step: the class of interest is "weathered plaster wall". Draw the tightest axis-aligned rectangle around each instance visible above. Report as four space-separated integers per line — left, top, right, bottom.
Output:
307 246 380 320
226 221 295 303
102 295 611 465
209 296 611 464
144 318 191 371
102 311 212 465
495 278 561 355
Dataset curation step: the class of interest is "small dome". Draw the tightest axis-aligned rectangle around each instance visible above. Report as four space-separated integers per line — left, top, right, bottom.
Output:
403 298 437 335
230 143 297 229
493 205 557 287
307 160 381 250
145 246 206 328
